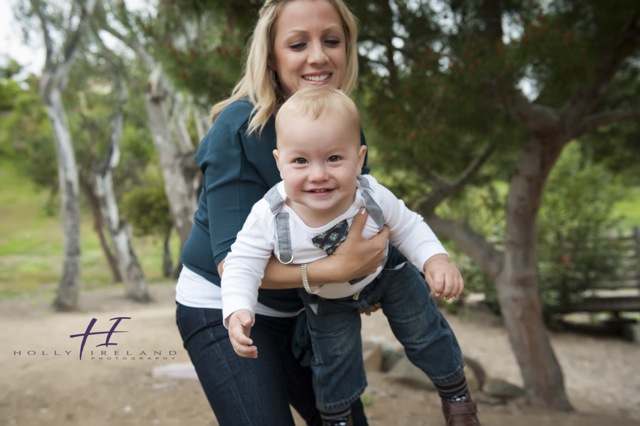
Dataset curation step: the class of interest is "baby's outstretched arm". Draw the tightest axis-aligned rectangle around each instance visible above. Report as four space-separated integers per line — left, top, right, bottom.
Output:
228 309 258 358
423 254 464 300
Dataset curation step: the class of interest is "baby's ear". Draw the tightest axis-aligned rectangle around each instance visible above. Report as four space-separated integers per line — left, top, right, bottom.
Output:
357 145 367 173
273 149 283 177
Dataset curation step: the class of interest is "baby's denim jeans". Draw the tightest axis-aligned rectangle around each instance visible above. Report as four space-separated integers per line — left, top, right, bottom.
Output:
298 259 465 413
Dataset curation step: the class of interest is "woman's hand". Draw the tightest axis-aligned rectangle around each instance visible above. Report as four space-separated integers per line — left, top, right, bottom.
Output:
227 309 258 358
322 208 389 283
423 254 464 300
260 208 389 289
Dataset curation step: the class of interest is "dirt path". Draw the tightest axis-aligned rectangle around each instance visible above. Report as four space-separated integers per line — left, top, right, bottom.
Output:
1 282 638 425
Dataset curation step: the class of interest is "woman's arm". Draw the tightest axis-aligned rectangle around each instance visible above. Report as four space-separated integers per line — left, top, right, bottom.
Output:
203 101 281 270
217 208 389 289
261 208 389 289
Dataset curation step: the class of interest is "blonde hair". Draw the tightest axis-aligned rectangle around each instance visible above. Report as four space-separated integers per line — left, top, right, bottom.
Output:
275 86 361 136
209 0 360 135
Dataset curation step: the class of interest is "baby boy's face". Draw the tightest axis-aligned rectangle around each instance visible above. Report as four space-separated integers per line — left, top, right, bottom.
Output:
273 113 367 226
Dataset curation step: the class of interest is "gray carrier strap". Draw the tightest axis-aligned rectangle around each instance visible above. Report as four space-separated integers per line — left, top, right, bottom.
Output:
357 176 385 231
265 185 294 264
265 178 385 264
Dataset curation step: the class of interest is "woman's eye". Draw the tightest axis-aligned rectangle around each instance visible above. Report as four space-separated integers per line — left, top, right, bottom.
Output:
324 38 341 47
290 42 306 51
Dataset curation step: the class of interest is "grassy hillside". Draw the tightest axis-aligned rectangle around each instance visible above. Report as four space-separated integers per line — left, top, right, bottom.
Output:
0 160 173 300
1 159 638 300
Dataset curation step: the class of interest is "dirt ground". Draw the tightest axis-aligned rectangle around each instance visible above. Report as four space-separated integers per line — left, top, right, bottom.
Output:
1 282 638 426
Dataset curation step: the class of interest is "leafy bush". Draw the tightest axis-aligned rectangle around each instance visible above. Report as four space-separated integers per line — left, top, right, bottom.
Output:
537 143 628 320
452 142 630 322
121 167 173 238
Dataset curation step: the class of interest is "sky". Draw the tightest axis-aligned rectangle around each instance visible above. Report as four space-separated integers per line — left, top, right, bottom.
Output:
0 0 44 76
1 0 153 77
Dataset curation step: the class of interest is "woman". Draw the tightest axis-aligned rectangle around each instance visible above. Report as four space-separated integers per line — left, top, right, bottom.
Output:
175 1 388 425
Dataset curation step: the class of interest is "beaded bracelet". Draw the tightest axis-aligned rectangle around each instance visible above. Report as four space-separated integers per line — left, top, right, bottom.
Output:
301 263 323 294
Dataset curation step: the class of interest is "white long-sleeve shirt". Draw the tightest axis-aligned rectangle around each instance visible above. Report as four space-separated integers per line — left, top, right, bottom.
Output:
221 174 446 325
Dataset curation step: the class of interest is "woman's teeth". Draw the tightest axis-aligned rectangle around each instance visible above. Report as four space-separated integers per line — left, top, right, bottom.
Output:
304 74 330 82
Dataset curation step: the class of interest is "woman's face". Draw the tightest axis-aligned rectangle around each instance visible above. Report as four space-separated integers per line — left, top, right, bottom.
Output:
272 0 347 97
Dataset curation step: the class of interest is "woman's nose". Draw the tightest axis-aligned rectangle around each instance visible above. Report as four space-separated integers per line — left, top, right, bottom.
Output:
308 42 328 64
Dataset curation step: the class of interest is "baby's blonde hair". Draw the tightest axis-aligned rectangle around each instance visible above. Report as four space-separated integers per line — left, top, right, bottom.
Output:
209 0 360 135
275 86 361 138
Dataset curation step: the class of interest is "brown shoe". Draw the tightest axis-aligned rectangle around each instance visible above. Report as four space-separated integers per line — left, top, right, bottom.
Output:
441 395 480 426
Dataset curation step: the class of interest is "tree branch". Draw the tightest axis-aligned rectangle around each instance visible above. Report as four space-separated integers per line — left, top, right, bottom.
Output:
562 12 640 130
30 0 54 70
427 215 503 281
98 13 152 68
93 27 128 174
481 0 504 44
416 145 494 215
573 108 640 138
497 88 561 135
477 0 563 136
61 0 98 68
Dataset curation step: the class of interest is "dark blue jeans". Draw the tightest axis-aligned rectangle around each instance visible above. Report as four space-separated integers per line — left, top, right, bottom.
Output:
176 303 368 426
299 261 465 413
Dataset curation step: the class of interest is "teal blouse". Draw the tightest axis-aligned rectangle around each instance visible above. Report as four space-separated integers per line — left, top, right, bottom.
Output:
181 98 367 312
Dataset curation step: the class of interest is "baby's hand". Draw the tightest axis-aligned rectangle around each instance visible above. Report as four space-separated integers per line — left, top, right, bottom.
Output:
423 254 464 300
228 309 258 358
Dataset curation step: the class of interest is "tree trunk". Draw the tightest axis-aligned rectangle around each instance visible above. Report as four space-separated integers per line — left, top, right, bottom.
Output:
44 85 82 311
32 0 99 310
93 168 151 302
80 176 122 283
162 229 173 278
145 65 198 250
497 135 572 410
92 78 151 302
97 23 199 258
